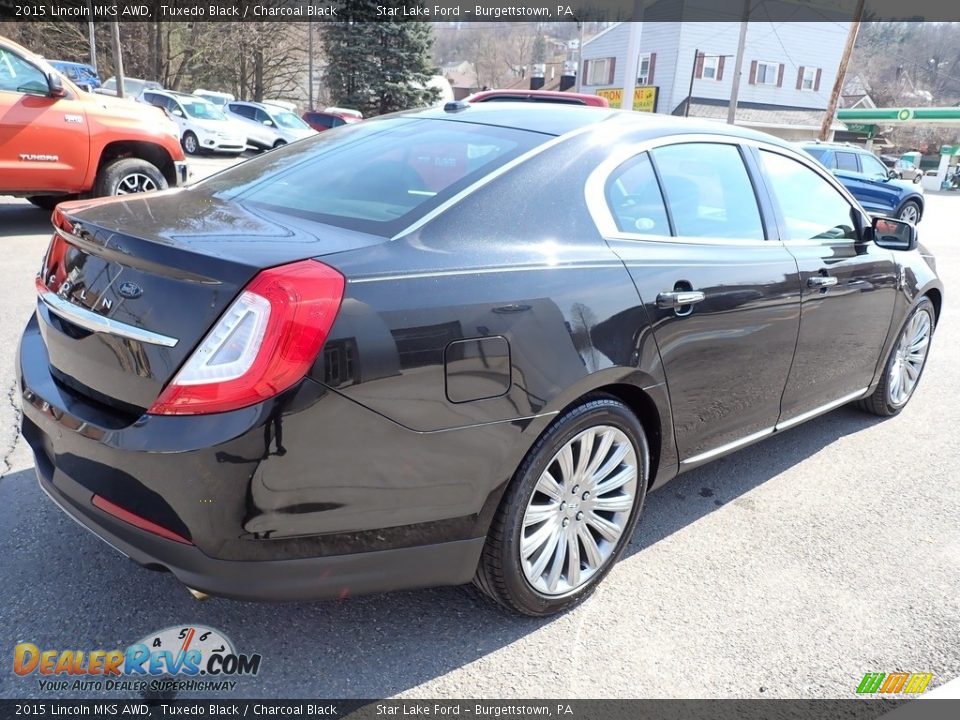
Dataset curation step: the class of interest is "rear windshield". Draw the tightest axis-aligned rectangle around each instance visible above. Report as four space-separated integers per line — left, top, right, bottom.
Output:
202 117 547 237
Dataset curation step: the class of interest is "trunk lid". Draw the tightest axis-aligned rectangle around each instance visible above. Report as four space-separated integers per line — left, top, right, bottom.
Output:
38 190 378 413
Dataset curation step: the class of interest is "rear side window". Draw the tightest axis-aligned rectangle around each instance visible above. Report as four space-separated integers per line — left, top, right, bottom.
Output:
230 104 254 119
605 153 670 235
835 151 859 171
651 143 764 240
208 118 545 236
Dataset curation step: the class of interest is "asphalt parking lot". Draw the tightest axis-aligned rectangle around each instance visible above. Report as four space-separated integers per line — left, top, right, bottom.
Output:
1 161 958 700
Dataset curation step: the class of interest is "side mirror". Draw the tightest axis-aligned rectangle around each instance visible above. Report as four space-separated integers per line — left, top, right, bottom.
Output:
47 72 67 98
872 216 917 251
172 108 184 118
263 119 274 127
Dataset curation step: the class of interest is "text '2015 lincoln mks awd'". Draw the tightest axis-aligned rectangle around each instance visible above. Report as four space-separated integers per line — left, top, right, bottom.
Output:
18 103 943 616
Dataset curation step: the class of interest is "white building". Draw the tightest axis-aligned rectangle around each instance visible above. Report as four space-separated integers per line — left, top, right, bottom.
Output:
580 21 850 141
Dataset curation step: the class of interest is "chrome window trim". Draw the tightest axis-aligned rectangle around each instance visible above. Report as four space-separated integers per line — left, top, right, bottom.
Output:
584 132 864 246
37 287 179 348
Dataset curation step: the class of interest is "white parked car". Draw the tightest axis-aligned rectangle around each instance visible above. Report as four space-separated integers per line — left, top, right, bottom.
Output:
193 89 235 108
225 100 315 151
140 90 246 156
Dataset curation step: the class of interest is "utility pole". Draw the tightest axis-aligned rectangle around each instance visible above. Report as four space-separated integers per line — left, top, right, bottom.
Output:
110 19 125 98
575 21 584 93
727 0 750 124
307 21 314 110
819 0 865 141
685 48 697 117
86 1 97 73
621 0 645 111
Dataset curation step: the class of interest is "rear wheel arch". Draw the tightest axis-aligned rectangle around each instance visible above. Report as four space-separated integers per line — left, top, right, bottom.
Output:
924 287 942 326
95 141 178 188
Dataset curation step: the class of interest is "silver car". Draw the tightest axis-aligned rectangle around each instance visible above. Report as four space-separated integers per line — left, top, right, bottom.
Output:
225 100 315 151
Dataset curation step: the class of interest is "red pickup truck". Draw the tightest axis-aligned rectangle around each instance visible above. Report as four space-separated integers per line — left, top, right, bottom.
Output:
0 36 187 210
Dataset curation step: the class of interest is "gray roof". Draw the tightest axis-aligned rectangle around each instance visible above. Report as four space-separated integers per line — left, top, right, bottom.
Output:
685 100 845 131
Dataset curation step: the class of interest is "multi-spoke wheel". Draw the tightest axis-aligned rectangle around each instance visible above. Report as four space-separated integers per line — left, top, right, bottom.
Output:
94 158 168 198
474 396 648 616
859 297 935 417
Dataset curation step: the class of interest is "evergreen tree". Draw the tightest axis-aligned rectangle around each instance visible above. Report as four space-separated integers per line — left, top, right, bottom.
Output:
322 1 438 117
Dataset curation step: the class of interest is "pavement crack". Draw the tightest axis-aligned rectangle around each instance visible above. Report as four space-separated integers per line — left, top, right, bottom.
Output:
0 379 21 479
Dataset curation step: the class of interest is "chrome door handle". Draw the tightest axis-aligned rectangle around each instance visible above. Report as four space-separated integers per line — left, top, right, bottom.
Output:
656 290 706 309
807 276 838 288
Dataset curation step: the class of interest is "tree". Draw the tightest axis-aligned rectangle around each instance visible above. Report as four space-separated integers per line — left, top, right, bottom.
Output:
322 1 438 116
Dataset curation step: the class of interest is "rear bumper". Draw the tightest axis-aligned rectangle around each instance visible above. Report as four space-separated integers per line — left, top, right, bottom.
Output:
33 459 483 601
17 313 499 600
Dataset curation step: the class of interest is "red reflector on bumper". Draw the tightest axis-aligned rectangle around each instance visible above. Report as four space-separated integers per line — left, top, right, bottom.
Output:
92 495 193 545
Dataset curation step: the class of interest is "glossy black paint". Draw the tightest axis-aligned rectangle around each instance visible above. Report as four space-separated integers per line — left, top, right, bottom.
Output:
18 105 944 600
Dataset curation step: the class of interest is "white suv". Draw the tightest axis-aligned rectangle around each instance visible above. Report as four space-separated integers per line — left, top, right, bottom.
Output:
140 90 246 156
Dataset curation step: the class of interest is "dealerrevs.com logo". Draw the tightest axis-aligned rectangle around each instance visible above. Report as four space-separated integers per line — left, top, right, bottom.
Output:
13 625 262 693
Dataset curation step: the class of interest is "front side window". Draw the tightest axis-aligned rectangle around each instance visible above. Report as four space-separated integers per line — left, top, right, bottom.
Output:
0 48 48 95
759 150 857 242
605 153 671 235
859 153 888 180
651 143 764 240
202 118 544 237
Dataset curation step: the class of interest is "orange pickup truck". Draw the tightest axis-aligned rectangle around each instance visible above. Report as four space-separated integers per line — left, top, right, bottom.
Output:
0 36 187 210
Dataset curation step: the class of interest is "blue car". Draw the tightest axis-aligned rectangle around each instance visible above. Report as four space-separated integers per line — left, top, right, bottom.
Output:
798 142 924 223
49 60 101 91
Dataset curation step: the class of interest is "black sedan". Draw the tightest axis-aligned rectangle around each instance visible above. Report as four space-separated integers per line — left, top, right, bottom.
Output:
19 104 943 616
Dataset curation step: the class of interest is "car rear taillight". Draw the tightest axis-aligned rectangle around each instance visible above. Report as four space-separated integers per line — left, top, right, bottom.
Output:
148 259 344 415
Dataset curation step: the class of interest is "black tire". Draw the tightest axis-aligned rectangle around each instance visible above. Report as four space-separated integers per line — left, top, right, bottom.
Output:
897 199 922 223
474 396 649 616
182 131 200 155
93 158 168 197
272 139 287 150
913 173 923 184
25 195 71 211
858 297 935 417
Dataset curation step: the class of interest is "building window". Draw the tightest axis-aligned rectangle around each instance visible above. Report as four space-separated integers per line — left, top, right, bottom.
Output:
755 61 781 86
585 57 615 86
797 66 821 91
702 55 720 80
638 54 650 84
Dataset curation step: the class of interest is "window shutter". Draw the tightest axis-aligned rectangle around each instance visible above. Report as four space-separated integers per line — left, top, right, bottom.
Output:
796 66 804 90
582 60 589 83
695 52 705 79
647 53 657 84
607 58 616 85
777 63 785 87
717 56 725 81
814 68 822 91
749 60 757 84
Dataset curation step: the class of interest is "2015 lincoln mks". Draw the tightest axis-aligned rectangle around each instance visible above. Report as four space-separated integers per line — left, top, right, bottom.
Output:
18 104 943 616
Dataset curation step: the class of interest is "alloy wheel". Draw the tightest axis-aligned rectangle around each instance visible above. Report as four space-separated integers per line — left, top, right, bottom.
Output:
115 173 159 195
184 134 199 154
899 203 920 223
888 309 931 406
520 425 638 596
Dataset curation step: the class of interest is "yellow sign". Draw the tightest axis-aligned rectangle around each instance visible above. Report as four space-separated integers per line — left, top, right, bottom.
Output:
596 86 658 113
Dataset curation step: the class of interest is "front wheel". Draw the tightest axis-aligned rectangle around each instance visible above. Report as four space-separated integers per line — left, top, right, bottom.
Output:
474 396 649 616
94 158 168 197
858 297 935 416
182 131 200 155
272 139 287 150
897 199 922 224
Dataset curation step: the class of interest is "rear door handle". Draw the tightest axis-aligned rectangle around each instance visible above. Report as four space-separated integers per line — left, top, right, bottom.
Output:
656 290 706 309
807 276 838 288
